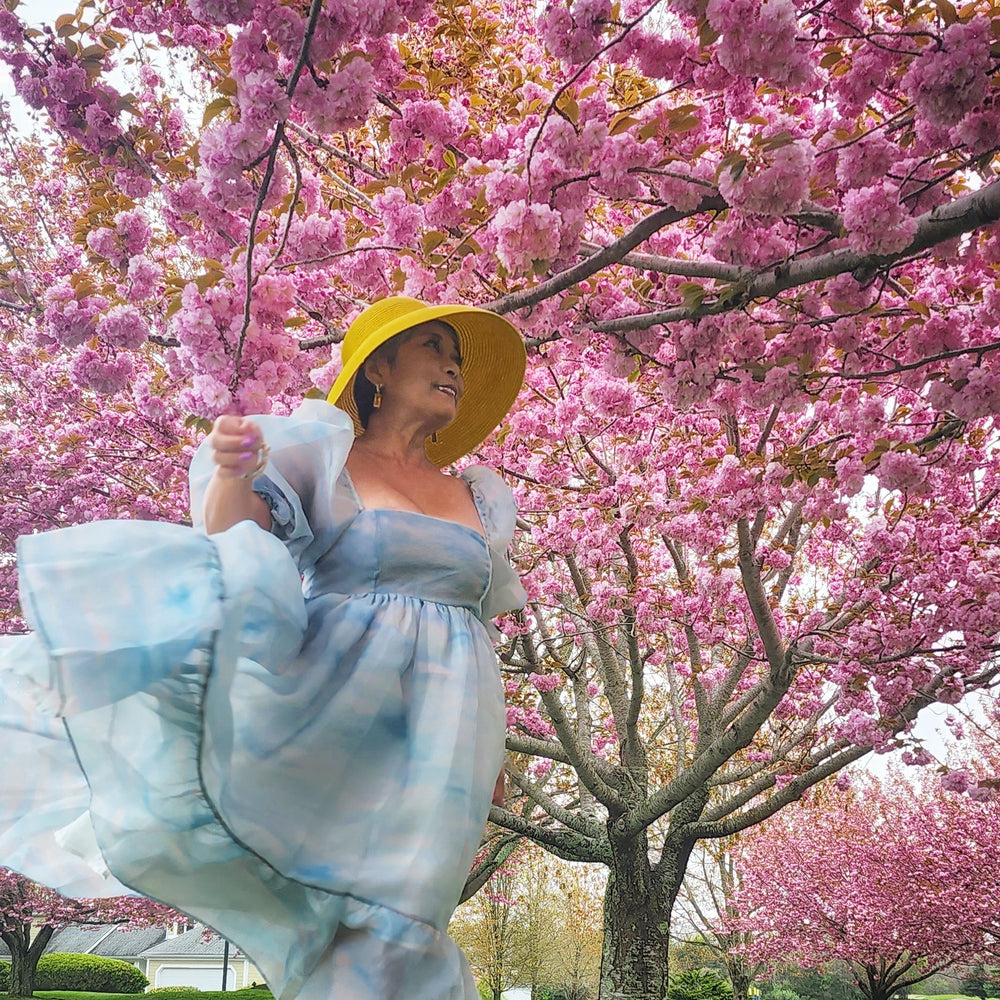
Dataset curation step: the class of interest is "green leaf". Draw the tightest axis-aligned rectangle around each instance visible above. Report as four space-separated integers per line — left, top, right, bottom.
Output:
677 281 707 310
202 96 231 128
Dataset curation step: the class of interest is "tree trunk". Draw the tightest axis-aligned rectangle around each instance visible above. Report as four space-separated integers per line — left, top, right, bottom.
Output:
599 834 674 1000
2 923 54 998
729 966 752 1000
854 958 915 1000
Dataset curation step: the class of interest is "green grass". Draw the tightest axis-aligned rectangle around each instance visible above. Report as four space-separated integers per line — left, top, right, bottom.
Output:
909 995 1000 1000
32 991 273 1000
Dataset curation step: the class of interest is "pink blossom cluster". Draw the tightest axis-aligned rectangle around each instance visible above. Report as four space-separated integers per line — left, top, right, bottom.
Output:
902 20 991 127
294 58 376 134
841 180 918 256
538 0 611 65
506 704 557 739
389 99 470 164
706 0 814 89
926 357 1000 420
86 210 152 269
951 108 1000 156
69 348 135 395
718 139 814 217
97 305 150 351
41 283 107 349
619 31 698 84
876 450 928 493
188 0 255 27
6 44 125 158
835 132 897 190
529 672 564 691
286 213 348 266
831 41 900 119
373 188 424 247
124 255 162 302
490 200 564 274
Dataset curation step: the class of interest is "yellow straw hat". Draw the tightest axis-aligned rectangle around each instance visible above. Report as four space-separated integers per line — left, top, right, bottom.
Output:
326 296 526 467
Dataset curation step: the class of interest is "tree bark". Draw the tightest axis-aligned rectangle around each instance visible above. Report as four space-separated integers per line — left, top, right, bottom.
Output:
599 833 674 1000
728 964 752 1000
2 923 54 998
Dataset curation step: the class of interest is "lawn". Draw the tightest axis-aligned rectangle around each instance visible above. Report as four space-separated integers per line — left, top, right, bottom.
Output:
32 991 273 1000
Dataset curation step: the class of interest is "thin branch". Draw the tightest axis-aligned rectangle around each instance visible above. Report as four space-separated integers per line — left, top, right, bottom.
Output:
284 121 388 180
579 244 746 282
486 197 727 316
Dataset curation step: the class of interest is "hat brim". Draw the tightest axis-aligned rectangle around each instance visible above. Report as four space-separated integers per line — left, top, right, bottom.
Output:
327 303 526 467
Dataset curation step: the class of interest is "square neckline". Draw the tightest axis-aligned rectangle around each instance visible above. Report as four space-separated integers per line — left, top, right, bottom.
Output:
339 467 488 544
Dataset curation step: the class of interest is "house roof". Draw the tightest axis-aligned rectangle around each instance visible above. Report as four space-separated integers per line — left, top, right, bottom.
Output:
48 925 167 957
137 927 243 958
0 925 166 960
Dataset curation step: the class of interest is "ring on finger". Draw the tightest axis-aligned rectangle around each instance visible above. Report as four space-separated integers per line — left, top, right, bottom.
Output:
242 443 270 480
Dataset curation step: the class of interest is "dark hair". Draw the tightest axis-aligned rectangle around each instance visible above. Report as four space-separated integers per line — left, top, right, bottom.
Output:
351 322 460 429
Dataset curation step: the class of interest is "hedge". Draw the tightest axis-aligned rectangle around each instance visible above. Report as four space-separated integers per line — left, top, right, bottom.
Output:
33 954 148 993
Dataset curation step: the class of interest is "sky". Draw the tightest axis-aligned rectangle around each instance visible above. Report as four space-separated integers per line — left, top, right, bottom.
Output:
3 0 74 133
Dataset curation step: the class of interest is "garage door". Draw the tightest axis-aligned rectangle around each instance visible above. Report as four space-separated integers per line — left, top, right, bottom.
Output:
155 965 236 990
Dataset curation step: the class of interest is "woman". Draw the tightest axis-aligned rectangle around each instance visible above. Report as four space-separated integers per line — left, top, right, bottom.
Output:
0 296 527 1000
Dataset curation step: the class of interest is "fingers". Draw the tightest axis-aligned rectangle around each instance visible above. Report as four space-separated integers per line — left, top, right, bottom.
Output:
208 416 268 479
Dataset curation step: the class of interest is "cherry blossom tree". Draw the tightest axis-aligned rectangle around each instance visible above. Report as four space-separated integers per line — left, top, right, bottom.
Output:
0 868 177 997
2 0 1000 997
675 843 763 1000
729 775 1000 1000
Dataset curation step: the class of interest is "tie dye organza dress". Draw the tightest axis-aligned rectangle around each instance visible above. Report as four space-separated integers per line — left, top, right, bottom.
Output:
0 399 525 1000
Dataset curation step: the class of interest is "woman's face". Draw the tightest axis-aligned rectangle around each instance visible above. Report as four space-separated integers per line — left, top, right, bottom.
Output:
366 321 465 428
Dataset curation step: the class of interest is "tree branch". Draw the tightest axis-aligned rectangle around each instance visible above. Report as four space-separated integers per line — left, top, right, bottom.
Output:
486 198 727 316
593 179 1000 333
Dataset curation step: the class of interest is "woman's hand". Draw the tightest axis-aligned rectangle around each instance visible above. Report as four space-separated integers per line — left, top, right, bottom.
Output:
208 416 268 480
202 416 272 533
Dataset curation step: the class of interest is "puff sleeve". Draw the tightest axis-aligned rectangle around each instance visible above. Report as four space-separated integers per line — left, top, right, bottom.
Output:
189 400 355 573
463 465 527 624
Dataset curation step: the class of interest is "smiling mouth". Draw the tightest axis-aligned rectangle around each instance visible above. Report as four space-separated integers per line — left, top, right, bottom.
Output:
435 385 458 400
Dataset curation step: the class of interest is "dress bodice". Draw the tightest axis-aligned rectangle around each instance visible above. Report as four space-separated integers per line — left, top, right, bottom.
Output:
306 506 491 613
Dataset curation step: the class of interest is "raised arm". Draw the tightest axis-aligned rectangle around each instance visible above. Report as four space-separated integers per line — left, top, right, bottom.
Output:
201 416 271 534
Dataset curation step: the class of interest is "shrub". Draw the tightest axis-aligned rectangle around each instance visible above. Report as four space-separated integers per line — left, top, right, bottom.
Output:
766 987 803 1000
0 960 8 991
668 969 735 1000
34 954 149 993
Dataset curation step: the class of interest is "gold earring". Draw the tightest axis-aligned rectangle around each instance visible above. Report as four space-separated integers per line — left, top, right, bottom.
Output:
373 384 383 409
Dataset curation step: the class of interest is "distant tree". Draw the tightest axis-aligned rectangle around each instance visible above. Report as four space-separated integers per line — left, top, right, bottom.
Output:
451 845 602 1000
768 963 857 1000
453 868 523 1000
677 843 764 1000
733 775 1000 1000
670 939 726 978
959 964 1000 999
0 868 177 998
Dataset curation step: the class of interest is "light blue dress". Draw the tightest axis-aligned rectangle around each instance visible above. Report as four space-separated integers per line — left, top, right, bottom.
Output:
0 400 525 1000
